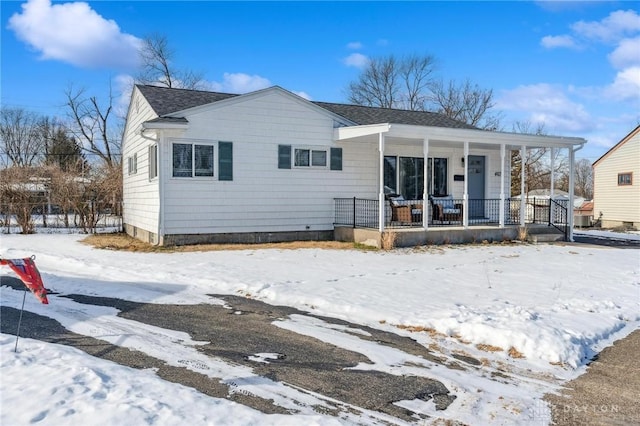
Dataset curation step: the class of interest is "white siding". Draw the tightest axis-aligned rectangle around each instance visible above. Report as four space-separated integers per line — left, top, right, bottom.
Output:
122 88 161 235
160 91 377 234
593 129 640 225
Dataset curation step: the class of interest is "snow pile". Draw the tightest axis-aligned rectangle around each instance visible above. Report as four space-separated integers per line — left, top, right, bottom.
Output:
1 233 638 425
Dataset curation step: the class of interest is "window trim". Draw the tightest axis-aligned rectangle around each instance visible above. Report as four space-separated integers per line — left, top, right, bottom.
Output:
128 153 138 175
618 172 633 186
170 139 224 179
384 155 448 198
148 144 158 180
293 146 329 169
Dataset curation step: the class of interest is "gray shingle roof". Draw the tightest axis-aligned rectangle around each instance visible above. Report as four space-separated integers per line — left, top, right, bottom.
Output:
136 84 476 130
137 85 237 116
311 101 477 129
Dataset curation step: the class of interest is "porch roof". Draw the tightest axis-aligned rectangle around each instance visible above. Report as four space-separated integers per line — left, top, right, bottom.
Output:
334 123 586 149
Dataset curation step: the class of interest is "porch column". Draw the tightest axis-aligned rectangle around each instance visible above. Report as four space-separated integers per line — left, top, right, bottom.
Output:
520 146 526 227
499 144 505 228
463 141 469 228
568 146 576 241
423 138 429 229
550 147 555 224
378 132 385 233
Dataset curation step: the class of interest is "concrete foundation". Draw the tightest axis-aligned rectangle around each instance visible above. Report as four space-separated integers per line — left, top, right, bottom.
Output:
336 226 521 248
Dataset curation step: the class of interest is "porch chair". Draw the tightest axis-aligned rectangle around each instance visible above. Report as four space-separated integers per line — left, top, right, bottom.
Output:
390 196 423 224
431 195 463 223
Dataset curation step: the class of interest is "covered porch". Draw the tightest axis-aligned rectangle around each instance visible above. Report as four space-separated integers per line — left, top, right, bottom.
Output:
332 123 585 246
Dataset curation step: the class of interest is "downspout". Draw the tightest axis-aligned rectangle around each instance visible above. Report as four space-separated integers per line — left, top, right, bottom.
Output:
568 142 585 242
423 138 429 229
139 127 163 245
463 141 469 228
378 132 385 233
499 144 505 228
520 146 526 228
550 147 555 225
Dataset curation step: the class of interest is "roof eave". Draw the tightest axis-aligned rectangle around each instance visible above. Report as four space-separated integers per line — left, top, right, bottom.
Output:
335 122 586 148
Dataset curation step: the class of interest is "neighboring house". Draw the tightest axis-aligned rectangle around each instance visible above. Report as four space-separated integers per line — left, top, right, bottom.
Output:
122 85 586 246
593 125 640 229
574 201 593 228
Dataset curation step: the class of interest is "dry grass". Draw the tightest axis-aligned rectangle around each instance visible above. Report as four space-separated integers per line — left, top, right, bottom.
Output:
81 233 358 253
395 324 446 338
518 226 528 241
508 346 525 359
476 343 504 352
380 230 397 250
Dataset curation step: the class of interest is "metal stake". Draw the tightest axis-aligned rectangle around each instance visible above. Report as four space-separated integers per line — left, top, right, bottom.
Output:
14 288 27 353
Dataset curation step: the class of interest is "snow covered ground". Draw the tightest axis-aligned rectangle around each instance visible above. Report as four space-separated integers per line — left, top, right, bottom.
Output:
1 233 638 425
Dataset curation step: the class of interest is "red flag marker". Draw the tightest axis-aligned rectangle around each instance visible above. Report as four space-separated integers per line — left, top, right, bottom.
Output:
0 257 48 304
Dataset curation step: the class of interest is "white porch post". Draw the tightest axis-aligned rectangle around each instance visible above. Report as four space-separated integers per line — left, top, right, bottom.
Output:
568 146 576 241
520 146 526 227
550 147 555 224
463 141 469 228
423 138 429 229
499 144 505 228
378 132 385 233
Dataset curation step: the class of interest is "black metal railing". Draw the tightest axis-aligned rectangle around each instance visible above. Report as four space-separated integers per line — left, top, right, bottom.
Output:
550 198 569 240
335 196 568 236
334 197 379 229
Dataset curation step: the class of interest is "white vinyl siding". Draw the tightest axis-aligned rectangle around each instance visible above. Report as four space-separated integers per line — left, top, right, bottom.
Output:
160 91 371 235
122 88 162 235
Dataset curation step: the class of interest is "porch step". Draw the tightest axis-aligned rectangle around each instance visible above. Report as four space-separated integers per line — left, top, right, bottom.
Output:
526 226 565 243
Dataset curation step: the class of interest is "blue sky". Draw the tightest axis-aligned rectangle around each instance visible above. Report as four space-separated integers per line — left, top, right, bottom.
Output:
2 1 639 162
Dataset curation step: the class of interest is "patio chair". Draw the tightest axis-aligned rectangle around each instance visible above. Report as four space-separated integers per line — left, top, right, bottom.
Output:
431 196 463 223
390 196 423 224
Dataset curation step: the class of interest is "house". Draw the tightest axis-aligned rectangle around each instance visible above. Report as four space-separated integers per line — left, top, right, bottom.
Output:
122 85 586 247
593 125 640 229
574 201 593 228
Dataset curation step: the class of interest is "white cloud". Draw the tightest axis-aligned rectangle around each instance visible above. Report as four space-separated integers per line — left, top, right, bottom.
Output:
497 84 594 133
608 36 640 69
540 35 578 49
571 9 640 43
294 91 312 100
346 41 362 50
343 53 369 68
604 66 640 102
208 73 272 93
8 0 142 69
114 74 135 117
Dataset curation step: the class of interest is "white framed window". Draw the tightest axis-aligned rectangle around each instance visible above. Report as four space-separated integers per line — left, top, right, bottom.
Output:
294 147 327 168
171 140 233 180
279 145 341 170
128 153 137 175
148 144 158 179
173 142 213 177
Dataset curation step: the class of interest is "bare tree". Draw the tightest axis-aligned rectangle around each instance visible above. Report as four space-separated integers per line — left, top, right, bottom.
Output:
429 79 501 130
0 107 46 167
347 54 437 110
510 121 568 195
574 158 593 199
0 166 47 233
137 34 205 89
64 84 121 168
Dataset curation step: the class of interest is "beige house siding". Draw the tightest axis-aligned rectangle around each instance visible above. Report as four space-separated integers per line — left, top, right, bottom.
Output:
593 126 640 227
